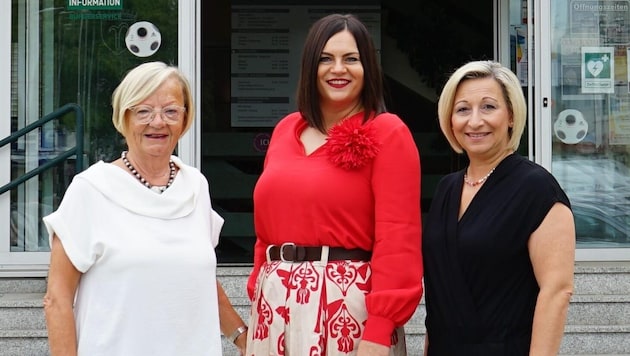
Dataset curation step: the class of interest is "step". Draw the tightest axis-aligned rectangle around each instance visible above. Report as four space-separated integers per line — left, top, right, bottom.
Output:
0 290 47 355
400 323 630 355
574 262 630 295
0 293 46 331
220 264 630 299
0 278 46 294
0 333 49 356
567 294 630 325
399 324 630 355
0 265 628 356
561 324 630 355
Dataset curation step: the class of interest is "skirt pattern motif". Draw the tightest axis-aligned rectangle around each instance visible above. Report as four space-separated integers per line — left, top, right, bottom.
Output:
246 255 406 356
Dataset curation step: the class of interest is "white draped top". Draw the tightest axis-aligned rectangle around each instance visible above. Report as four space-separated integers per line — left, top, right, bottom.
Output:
43 156 224 356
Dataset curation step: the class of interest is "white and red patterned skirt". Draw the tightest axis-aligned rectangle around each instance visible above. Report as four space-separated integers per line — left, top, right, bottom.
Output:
246 249 407 356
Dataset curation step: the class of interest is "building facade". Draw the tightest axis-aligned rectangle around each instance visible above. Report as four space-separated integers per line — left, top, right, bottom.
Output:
2 1 630 354
2 0 628 275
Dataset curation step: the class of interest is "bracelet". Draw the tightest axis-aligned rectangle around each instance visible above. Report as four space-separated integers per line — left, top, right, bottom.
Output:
227 325 248 344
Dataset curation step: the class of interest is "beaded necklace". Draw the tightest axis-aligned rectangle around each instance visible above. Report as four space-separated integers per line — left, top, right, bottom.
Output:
464 167 495 187
121 151 175 193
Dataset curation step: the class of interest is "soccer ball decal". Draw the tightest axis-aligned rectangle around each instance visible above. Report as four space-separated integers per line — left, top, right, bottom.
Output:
125 21 161 57
554 109 588 144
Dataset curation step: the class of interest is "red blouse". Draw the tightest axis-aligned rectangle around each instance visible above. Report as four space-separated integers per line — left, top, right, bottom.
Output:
248 111 423 345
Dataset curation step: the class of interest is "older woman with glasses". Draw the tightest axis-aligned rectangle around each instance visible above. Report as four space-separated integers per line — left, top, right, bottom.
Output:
43 61 247 356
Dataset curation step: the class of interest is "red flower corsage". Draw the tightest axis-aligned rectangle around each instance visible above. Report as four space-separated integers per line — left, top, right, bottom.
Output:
326 116 380 170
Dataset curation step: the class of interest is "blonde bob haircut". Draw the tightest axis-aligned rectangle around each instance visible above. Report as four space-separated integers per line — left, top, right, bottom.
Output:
111 61 194 137
437 60 526 154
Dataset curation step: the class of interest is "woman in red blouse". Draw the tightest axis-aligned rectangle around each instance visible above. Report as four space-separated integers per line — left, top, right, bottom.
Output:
245 13 423 356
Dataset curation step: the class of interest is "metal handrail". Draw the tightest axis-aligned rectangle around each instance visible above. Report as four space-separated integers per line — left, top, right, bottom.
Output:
0 103 84 195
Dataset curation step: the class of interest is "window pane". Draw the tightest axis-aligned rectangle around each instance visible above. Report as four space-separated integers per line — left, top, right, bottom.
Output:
550 0 630 248
201 1 494 263
10 0 179 251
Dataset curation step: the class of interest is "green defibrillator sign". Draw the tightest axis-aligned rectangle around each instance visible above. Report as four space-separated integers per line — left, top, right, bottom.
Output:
67 0 123 10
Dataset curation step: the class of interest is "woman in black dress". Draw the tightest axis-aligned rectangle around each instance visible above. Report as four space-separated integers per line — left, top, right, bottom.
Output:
423 60 576 355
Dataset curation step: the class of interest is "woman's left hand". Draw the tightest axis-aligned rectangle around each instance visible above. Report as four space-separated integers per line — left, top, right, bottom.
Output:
357 340 390 356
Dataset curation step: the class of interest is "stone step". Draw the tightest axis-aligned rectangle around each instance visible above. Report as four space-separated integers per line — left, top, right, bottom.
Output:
401 325 630 355
574 262 630 295
228 296 630 354
0 332 49 356
567 294 630 325
561 324 630 355
226 295 630 328
1 296 629 355
1 263 625 296
4 324 628 355
1 263 628 356
0 278 46 294
0 293 46 331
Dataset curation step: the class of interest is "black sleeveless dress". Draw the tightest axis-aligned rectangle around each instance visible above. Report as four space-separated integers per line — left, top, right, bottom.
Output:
423 154 571 355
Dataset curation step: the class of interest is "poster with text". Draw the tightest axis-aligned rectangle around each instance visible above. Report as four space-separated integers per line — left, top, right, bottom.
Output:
609 95 630 145
231 5 381 127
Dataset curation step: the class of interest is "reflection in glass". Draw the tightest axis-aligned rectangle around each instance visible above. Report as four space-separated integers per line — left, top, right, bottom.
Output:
10 0 178 252
550 0 630 247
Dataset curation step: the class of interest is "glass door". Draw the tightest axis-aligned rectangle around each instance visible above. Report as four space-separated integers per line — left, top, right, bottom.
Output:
1 0 185 273
200 0 495 264
540 0 630 260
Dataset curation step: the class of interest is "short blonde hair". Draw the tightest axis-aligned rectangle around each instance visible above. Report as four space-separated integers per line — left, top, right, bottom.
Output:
437 60 526 154
111 61 194 137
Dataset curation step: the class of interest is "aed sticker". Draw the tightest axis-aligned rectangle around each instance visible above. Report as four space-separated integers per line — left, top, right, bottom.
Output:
125 21 161 57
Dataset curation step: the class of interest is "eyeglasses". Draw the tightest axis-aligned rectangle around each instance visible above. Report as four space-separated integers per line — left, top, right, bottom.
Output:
129 105 186 125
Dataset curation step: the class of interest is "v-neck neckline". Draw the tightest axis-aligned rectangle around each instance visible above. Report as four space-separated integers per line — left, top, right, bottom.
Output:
296 119 327 157
296 112 368 157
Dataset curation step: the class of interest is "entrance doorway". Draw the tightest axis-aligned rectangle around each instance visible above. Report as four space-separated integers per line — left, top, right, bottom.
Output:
199 0 494 263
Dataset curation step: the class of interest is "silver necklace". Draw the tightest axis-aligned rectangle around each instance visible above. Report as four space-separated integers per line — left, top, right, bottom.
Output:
464 167 495 187
121 151 175 193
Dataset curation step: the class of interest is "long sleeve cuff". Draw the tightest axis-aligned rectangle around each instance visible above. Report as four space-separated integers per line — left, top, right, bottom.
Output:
362 314 396 346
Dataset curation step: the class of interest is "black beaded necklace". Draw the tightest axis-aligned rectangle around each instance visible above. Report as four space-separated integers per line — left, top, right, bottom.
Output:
121 151 175 193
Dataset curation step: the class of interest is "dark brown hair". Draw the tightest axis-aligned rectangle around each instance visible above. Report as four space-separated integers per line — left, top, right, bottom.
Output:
296 13 386 133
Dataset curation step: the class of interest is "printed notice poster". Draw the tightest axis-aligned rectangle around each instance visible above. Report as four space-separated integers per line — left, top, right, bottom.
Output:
515 27 527 86
230 5 381 127
570 0 630 45
609 95 630 145
581 47 615 94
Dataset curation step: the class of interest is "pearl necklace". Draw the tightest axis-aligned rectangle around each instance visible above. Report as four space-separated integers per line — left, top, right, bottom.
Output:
121 151 175 193
464 167 495 187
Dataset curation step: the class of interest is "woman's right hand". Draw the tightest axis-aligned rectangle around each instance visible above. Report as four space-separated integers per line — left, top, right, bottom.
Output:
357 340 389 356
235 330 247 355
